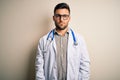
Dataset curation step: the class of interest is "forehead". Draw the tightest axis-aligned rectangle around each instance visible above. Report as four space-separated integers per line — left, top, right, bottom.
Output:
55 9 69 14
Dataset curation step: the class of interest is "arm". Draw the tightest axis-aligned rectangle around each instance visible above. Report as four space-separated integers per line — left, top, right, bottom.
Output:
79 37 90 80
35 39 45 80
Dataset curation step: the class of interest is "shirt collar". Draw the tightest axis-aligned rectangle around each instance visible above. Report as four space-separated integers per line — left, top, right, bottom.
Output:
54 27 70 35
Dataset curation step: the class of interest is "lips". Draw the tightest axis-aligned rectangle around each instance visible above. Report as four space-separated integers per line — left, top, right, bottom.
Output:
59 22 64 25
59 23 64 27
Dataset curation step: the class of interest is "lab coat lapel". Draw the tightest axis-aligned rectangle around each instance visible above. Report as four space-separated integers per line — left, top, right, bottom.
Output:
52 37 57 57
49 29 56 55
67 30 74 79
67 30 74 52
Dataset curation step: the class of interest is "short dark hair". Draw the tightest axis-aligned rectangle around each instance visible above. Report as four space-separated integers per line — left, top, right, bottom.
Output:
54 3 70 14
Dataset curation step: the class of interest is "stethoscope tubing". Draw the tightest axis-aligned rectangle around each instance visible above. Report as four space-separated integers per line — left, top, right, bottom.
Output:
47 28 78 46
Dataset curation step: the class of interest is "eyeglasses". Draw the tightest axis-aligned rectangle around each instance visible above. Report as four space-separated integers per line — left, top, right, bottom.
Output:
54 14 70 20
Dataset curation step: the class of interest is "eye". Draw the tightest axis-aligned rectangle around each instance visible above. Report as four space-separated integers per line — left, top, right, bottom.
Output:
54 14 60 17
54 14 70 20
63 15 69 18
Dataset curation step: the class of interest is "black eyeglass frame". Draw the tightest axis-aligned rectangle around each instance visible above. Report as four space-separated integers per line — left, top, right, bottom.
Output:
54 14 70 20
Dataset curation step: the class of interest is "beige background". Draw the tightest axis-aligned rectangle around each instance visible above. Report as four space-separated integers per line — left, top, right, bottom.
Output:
0 0 120 80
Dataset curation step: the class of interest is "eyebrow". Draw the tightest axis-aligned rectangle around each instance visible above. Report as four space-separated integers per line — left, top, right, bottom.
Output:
54 14 69 15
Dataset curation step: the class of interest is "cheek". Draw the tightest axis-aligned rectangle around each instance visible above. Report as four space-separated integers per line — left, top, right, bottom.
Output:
54 19 60 23
65 18 70 23
65 20 70 24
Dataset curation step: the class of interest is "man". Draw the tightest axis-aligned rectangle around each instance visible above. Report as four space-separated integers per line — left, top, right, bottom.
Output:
36 3 90 80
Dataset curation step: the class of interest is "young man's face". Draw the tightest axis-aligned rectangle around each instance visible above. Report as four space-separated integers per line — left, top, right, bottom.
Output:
53 9 70 30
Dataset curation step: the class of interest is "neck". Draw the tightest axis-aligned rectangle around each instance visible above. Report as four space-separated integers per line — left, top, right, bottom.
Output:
56 27 68 36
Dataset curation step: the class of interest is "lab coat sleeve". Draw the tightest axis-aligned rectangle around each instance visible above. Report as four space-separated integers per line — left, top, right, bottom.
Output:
79 36 90 80
35 38 45 80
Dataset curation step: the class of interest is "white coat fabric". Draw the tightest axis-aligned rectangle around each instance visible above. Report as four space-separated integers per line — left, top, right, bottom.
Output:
36 28 90 80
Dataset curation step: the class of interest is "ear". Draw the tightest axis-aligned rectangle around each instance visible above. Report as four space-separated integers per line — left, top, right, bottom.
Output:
68 16 71 21
53 16 55 21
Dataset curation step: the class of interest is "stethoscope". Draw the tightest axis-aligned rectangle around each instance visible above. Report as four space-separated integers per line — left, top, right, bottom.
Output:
46 28 78 46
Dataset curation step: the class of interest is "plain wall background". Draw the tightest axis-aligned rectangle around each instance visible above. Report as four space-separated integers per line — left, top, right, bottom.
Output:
0 0 120 80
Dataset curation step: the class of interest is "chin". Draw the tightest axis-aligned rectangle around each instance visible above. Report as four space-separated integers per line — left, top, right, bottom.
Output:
55 23 68 30
59 26 67 30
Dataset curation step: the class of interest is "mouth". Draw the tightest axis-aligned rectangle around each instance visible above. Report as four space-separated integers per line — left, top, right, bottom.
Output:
59 22 64 25
59 23 64 27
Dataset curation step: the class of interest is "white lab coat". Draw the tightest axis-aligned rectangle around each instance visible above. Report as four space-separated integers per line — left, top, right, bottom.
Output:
36 28 90 80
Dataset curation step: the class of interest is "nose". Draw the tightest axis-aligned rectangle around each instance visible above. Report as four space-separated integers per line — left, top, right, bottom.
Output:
60 16 64 21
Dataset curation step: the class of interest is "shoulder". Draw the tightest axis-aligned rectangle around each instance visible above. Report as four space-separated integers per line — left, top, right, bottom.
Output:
38 29 54 44
70 29 84 41
72 30 86 46
38 32 49 45
76 33 84 41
